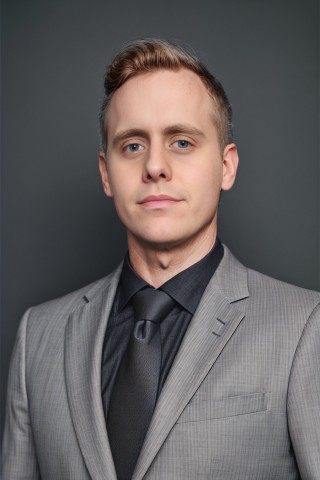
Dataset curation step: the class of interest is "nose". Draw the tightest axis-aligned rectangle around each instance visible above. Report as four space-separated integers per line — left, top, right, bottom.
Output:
142 143 172 183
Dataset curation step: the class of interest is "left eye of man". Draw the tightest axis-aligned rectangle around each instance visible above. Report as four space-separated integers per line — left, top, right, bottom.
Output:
173 140 190 149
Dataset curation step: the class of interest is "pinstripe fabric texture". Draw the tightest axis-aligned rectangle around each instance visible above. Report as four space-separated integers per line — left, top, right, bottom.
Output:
2 246 320 479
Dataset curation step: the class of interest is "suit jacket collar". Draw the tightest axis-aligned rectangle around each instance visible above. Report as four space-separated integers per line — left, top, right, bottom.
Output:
64 263 122 480
214 244 249 302
133 245 249 479
65 245 249 480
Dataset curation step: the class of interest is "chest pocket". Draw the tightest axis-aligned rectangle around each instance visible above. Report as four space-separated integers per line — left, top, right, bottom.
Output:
177 392 269 423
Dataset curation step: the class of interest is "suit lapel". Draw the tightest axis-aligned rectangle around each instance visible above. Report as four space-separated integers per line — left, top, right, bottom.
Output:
133 246 249 480
64 266 121 480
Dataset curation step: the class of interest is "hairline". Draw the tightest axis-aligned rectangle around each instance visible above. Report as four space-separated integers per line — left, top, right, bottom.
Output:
100 67 226 154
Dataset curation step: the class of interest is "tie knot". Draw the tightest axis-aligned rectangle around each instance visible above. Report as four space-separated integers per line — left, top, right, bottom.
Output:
132 288 175 324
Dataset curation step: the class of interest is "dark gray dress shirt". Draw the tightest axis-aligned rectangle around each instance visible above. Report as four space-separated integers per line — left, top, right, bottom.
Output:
101 239 224 417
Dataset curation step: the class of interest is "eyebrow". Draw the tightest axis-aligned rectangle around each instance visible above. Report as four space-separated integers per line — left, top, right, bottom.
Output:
162 124 205 139
112 129 149 147
111 124 205 147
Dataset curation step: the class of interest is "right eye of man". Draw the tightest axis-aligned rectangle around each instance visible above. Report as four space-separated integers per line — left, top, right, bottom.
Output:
125 143 143 152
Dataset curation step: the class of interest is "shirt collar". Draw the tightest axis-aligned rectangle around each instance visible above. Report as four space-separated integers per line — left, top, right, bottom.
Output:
116 239 224 315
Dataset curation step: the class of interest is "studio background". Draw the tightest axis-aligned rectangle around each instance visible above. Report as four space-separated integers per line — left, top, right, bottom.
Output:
1 0 319 435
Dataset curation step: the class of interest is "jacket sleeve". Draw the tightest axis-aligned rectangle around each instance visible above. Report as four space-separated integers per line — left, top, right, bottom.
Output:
1 308 40 480
287 301 320 479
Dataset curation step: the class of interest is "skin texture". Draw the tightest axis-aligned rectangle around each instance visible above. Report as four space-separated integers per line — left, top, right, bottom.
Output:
99 69 239 286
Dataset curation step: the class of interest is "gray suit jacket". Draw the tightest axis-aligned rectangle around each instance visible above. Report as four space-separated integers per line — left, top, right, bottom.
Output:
2 246 320 479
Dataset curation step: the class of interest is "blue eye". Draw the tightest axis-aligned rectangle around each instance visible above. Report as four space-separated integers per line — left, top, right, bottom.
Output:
173 140 190 149
126 143 142 152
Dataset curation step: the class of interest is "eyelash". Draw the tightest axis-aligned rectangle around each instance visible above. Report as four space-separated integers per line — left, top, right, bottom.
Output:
124 143 143 153
122 138 193 154
172 140 191 149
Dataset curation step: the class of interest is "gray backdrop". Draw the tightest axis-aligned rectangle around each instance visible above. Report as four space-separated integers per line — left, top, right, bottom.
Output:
1 0 319 435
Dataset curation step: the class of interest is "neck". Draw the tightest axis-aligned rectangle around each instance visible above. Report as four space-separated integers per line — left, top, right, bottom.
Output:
127 226 217 288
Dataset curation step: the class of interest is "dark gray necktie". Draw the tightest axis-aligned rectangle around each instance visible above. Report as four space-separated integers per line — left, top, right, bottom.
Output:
107 288 175 480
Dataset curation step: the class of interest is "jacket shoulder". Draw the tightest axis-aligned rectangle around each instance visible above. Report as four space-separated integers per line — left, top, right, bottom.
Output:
247 266 320 304
26 263 122 324
245 263 320 327
221 244 320 317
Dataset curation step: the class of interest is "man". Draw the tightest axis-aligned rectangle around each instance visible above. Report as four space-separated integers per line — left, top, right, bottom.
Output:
2 39 320 479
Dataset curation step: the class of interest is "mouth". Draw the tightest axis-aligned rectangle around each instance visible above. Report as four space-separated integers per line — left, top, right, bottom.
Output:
138 194 182 209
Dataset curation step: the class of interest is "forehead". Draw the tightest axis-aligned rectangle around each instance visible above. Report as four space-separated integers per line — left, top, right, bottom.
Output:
106 68 217 134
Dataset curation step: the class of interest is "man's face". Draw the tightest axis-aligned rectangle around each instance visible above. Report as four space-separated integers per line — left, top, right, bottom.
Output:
99 68 238 251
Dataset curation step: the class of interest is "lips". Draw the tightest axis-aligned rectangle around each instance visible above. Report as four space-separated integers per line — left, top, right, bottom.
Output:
138 194 181 208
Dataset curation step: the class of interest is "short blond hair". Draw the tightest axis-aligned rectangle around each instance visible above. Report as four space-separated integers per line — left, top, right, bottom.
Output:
99 38 233 152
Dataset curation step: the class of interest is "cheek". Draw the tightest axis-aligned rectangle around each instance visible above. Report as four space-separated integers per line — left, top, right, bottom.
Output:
109 160 139 189
108 176 136 217
107 165 128 197
191 166 222 198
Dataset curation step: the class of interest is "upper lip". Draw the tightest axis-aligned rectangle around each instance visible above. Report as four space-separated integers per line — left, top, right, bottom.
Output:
138 194 180 204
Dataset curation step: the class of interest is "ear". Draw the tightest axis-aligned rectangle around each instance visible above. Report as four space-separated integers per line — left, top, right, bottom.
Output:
221 143 239 191
98 152 113 197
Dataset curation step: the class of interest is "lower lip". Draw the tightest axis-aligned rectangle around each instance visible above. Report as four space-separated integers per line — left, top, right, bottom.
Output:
140 199 180 209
